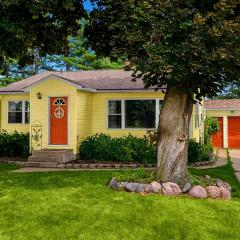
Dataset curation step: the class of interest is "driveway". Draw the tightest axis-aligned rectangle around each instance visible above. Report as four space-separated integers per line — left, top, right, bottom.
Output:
228 149 240 182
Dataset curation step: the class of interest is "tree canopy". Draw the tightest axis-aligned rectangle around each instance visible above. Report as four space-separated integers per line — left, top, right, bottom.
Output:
86 0 240 99
0 0 85 74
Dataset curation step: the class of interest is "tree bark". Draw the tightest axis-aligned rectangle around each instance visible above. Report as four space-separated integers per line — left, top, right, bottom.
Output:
156 86 193 187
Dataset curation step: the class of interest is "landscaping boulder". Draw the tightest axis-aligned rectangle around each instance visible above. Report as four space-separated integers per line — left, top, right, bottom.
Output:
182 182 192 193
149 182 162 193
219 186 231 200
216 179 232 191
162 182 182 196
142 184 151 194
108 178 119 190
125 183 138 192
188 185 207 199
206 186 221 199
134 184 144 193
118 182 127 191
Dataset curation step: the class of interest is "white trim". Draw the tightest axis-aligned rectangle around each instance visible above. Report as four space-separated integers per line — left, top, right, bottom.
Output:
107 98 162 130
223 116 228 148
24 75 96 92
156 99 160 128
121 100 125 129
48 96 69 146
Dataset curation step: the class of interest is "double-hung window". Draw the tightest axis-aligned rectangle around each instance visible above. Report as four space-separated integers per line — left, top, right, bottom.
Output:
8 101 30 124
108 99 162 129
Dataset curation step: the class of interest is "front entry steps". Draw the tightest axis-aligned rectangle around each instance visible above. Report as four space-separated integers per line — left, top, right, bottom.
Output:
26 149 74 168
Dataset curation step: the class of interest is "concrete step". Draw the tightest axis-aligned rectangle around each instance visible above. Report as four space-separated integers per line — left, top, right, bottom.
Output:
25 161 58 168
33 149 73 157
28 156 62 163
31 149 74 163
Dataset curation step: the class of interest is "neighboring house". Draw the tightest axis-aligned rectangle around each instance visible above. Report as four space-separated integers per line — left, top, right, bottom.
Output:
0 70 203 159
205 99 240 149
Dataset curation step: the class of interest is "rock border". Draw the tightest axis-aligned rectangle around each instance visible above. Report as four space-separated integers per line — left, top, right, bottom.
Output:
109 177 231 200
57 162 155 169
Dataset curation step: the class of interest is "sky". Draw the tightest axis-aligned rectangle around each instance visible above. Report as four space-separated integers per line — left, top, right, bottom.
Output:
83 0 94 11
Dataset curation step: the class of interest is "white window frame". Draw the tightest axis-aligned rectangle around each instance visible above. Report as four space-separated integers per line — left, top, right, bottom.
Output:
195 101 200 129
107 99 162 130
8 100 30 124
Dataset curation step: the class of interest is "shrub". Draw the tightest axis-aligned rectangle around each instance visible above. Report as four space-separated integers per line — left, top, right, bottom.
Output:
204 116 219 145
188 139 213 164
0 131 29 158
79 134 156 164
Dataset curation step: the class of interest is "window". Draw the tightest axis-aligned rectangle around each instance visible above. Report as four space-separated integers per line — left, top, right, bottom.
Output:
8 101 30 124
125 100 156 128
195 101 200 128
108 99 162 129
108 100 122 129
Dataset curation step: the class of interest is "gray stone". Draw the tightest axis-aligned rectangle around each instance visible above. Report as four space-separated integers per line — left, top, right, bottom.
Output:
188 185 207 199
108 178 119 190
118 182 127 191
216 179 232 191
162 182 182 196
182 182 192 193
150 182 162 193
135 184 144 193
125 183 138 192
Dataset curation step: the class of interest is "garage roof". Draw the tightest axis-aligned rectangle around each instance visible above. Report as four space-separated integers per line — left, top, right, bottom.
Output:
205 99 240 110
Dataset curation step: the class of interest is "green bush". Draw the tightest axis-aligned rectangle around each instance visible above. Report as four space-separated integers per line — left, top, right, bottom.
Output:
79 134 156 164
188 139 213 164
204 116 219 145
0 131 29 158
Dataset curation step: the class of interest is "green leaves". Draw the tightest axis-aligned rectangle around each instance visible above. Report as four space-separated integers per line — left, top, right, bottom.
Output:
86 0 240 99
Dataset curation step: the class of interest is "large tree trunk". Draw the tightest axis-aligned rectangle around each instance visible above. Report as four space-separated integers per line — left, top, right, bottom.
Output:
156 86 193 187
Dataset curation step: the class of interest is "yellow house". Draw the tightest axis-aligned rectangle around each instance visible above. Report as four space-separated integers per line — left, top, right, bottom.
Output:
205 99 240 149
0 70 203 160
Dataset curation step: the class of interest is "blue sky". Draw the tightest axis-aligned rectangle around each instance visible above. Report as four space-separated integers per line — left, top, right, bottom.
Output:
83 0 94 11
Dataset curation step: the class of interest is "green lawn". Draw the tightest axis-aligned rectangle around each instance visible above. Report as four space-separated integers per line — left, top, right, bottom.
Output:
0 163 240 240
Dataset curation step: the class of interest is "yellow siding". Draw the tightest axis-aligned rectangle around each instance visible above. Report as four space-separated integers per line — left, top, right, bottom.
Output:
0 94 30 133
76 91 92 148
191 103 204 143
91 92 165 138
0 76 204 153
30 78 78 153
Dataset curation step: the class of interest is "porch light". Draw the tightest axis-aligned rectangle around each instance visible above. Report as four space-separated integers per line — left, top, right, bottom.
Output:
37 92 42 99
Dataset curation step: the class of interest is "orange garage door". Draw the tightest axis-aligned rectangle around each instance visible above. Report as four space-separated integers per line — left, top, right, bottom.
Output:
228 117 240 148
212 117 223 148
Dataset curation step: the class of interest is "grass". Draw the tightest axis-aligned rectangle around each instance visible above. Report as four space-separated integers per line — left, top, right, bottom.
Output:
0 161 239 240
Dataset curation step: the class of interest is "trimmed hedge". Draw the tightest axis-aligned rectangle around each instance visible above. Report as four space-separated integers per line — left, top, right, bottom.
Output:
0 131 29 158
79 134 156 164
79 134 213 165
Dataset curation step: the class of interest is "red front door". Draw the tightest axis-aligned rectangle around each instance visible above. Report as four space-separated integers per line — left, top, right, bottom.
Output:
211 117 223 148
50 97 68 145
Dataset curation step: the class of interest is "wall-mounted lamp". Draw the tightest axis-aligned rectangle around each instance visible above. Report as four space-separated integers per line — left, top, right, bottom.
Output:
37 92 42 99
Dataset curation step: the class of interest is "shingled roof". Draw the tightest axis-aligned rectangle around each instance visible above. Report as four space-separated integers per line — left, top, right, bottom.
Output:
0 70 161 92
205 99 240 110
